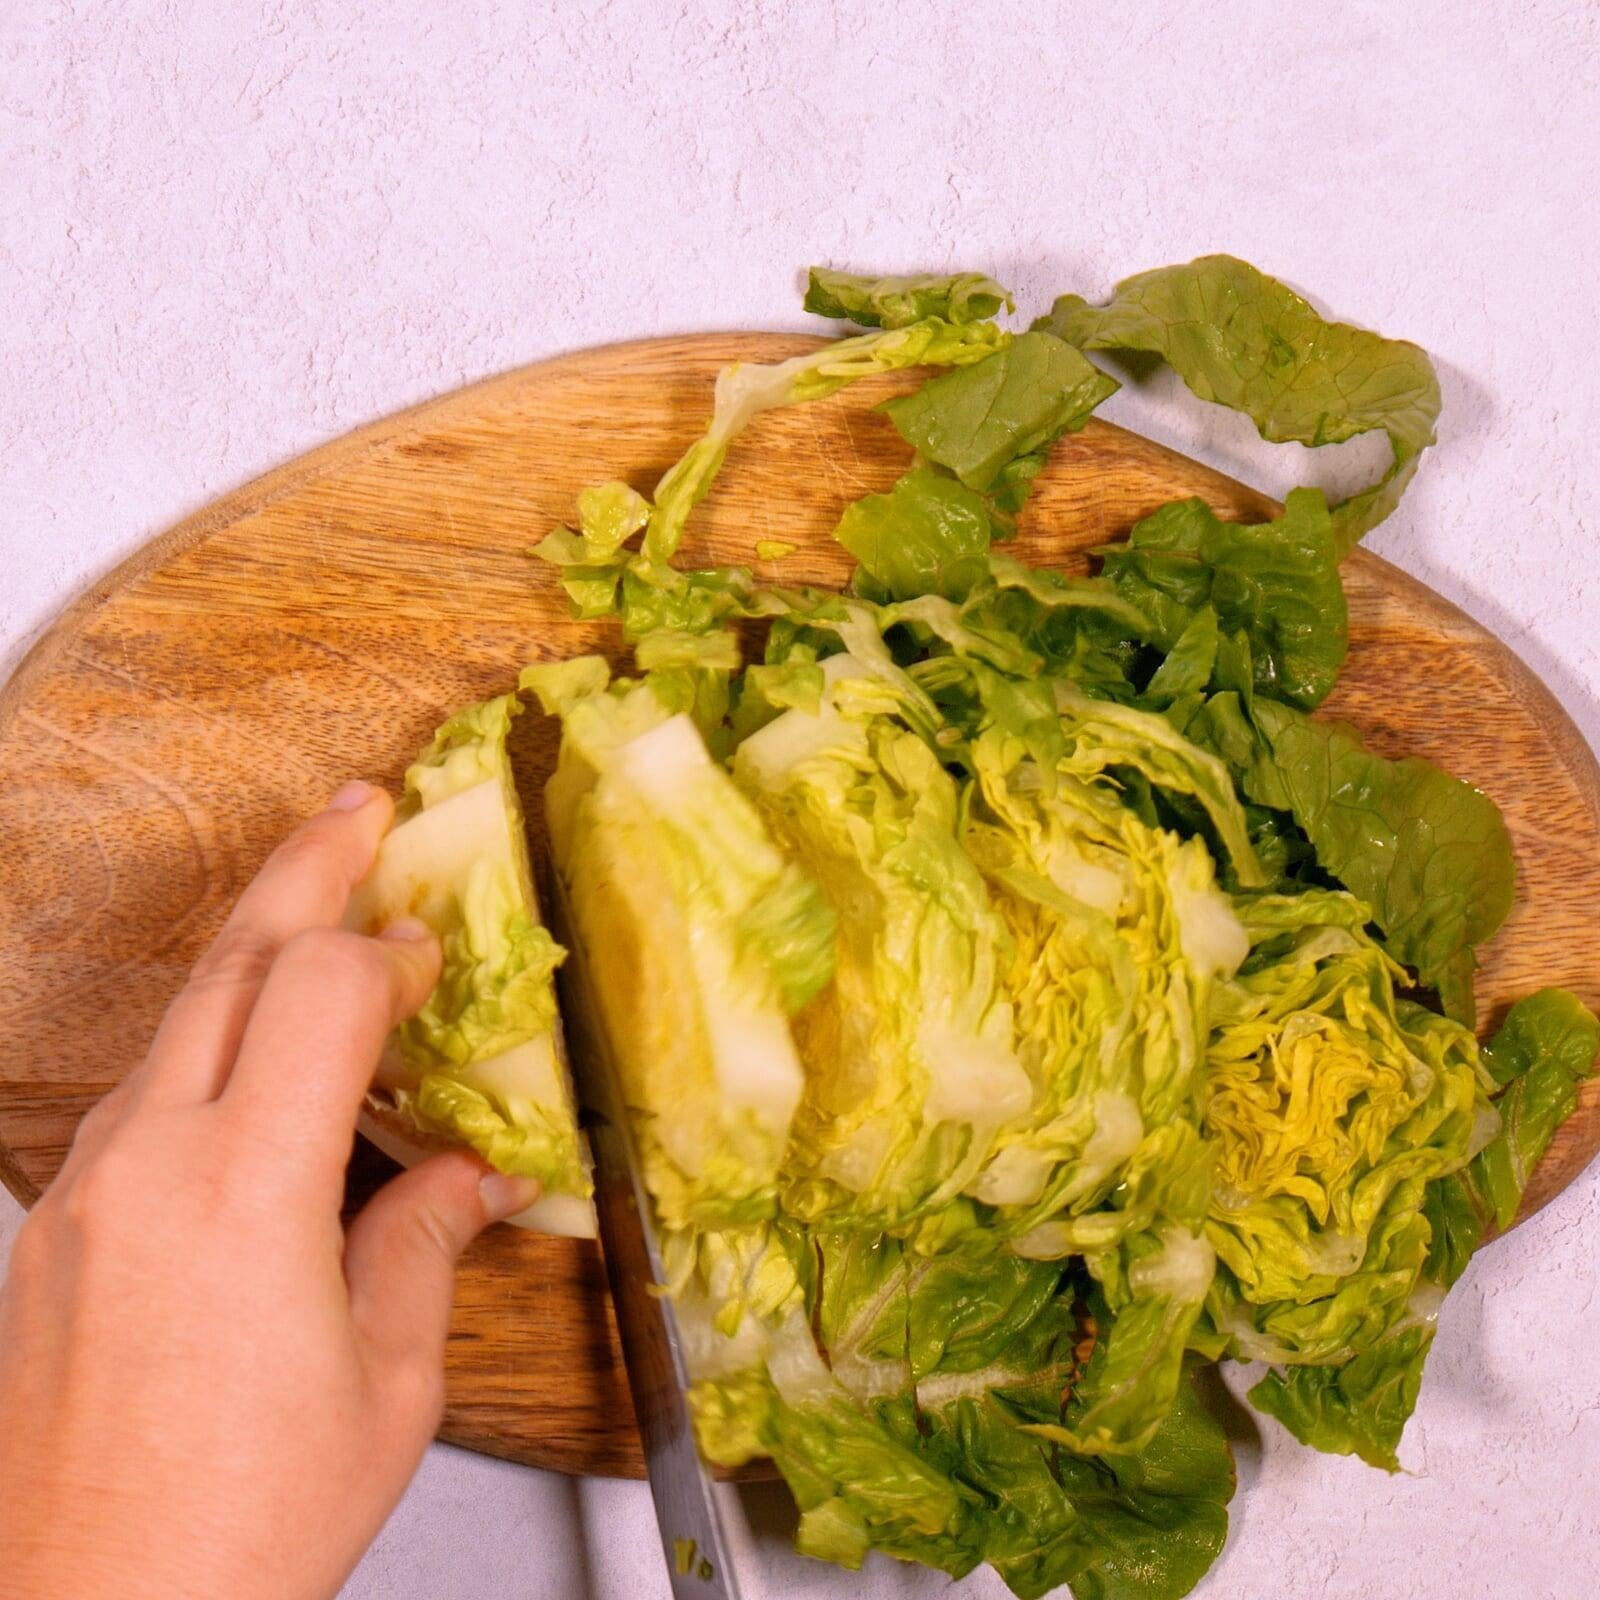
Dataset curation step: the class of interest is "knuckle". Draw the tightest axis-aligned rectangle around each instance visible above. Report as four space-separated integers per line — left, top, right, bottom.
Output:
190 925 280 992
57 1139 138 1232
407 1198 463 1266
279 927 392 1001
271 822 349 886
72 1085 127 1145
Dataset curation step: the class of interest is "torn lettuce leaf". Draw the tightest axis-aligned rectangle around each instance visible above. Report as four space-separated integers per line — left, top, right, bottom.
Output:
1237 699 1515 1022
881 329 1119 500
643 318 1010 566
1101 488 1348 709
804 266 1013 328
833 466 995 602
1249 1322 1433 1472
1473 990 1600 1228
1423 988 1600 1273
686 1228 1232 1600
1040 254 1441 553
1481 984 1600 1090
346 691 591 1211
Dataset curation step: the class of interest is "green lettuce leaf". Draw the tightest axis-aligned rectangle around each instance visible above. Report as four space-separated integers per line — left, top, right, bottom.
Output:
1239 699 1515 1022
1039 254 1441 553
833 466 994 602
1249 1322 1433 1472
1102 489 1347 709
1025 1256 1214 1460
1473 989 1600 1228
1144 608 1220 702
919 1370 1233 1600
1421 1171 1484 1289
805 267 1013 328
1482 985 1600 1089
1428 988 1600 1249
687 1230 1232 1600
882 329 1118 497
644 318 1010 566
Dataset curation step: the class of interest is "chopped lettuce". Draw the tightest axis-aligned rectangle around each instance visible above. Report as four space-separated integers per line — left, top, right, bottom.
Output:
511 254 1587 1594
531 480 650 569
733 658 1031 1242
540 667 835 1227
1040 254 1441 553
1423 988 1600 1275
346 692 593 1229
881 330 1118 504
1198 890 1483 1371
685 1228 1233 1600
1236 700 1516 1022
1101 489 1348 709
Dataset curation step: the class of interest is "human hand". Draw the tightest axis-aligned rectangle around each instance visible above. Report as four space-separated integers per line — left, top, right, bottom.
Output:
0 782 541 1600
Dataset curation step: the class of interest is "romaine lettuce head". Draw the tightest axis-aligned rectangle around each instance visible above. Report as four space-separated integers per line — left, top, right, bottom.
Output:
541 665 835 1228
346 691 594 1233
1198 890 1485 1370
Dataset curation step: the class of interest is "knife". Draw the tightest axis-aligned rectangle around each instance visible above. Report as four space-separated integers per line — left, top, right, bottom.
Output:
546 862 744 1600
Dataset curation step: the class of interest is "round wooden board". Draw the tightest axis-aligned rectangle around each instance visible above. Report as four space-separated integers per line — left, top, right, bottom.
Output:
3 334 1599 1481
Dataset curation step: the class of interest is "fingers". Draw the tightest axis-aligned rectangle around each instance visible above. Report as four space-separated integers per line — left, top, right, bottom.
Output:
135 783 395 1109
221 920 441 1182
344 1153 540 1407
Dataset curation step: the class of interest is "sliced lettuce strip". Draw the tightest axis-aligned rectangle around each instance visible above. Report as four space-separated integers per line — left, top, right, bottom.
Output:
348 692 591 1211
804 267 1013 329
540 668 835 1228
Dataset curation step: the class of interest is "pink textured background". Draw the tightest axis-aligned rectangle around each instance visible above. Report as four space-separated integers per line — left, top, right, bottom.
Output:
3 4 1599 1597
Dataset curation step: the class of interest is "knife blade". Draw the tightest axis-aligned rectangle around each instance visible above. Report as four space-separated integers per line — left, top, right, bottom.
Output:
546 861 743 1600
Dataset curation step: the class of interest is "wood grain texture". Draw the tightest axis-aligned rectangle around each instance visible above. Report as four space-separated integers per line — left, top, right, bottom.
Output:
3 333 1598 1479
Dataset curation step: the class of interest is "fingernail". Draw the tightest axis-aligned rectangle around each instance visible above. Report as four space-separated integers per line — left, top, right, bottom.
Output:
329 780 376 812
480 1171 543 1222
380 916 435 943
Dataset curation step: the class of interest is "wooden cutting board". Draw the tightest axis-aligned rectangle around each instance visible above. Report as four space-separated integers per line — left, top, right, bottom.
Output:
4 334 1600 1481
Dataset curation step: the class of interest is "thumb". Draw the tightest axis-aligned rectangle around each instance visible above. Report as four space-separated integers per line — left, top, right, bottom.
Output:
344 1152 541 1392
